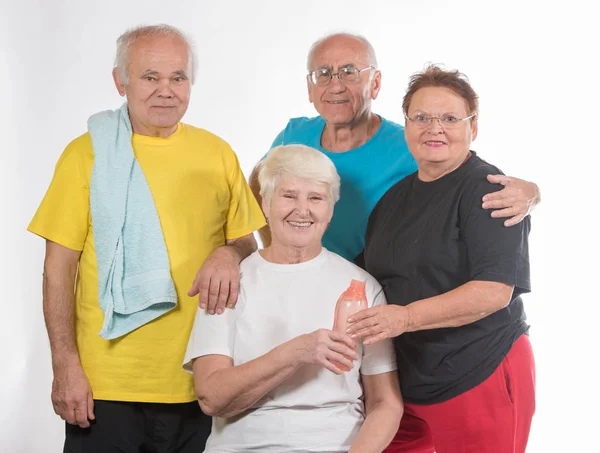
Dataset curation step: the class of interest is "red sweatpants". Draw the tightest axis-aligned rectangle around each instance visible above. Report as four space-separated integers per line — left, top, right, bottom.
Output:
385 334 536 453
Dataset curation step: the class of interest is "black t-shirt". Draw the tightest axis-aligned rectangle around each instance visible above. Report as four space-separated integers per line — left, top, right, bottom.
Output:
363 152 531 404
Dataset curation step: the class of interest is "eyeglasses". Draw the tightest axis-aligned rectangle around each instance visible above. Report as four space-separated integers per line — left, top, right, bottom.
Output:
308 65 375 86
405 113 477 129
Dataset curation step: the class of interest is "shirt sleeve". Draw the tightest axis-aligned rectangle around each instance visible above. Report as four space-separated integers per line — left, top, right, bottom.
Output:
27 136 91 251
461 172 531 295
183 307 237 373
360 280 398 376
221 143 267 240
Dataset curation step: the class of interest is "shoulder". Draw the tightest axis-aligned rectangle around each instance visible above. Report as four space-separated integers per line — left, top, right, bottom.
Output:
180 123 232 149
56 132 94 174
323 250 383 293
280 116 325 138
461 153 506 194
379 116 405 133
181 123 240 166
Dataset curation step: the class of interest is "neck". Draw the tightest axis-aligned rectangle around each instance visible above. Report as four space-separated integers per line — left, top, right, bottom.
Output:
131 123 178 138
260 242 322 264
418 151 472 182
321 113 381 153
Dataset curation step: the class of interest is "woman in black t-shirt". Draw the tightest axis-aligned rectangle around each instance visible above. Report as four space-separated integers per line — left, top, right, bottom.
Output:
346 65 535 453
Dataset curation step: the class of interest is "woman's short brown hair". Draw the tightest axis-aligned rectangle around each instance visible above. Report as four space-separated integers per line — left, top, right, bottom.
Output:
402 64 479 117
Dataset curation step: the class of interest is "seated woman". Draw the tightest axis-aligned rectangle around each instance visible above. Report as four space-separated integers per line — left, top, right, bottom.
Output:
347 65 536 453
183 144 403 453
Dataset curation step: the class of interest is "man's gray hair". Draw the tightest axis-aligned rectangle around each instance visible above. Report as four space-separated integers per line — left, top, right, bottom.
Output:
114 24 197 85
306 32 378 71
259 145 341 208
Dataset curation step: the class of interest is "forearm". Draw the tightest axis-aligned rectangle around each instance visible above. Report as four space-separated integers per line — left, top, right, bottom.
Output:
351 371 403 453
350 401 402 453
198 342 300 418
43 260 80 369
407 280 513 332
225 234 258 262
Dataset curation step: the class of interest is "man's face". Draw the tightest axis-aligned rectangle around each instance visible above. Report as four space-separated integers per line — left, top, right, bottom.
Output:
307 36 381 126
113 34 192 137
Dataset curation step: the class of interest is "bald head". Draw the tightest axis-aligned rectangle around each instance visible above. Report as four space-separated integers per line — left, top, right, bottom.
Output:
306 33 378 72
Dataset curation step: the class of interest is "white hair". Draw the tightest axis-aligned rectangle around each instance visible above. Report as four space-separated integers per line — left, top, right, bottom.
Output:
259 145 341 208
306 32 378 71
114 24 197 85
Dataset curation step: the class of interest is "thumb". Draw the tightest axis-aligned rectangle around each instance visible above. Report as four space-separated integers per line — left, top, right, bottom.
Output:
188 278 200 297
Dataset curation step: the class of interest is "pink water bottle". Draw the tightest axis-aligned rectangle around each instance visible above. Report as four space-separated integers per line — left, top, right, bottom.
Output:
331 279 367 372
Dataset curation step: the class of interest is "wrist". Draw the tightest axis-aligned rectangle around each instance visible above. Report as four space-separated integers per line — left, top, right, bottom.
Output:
222 244 244 263
51 351 81 371
404 305 417 333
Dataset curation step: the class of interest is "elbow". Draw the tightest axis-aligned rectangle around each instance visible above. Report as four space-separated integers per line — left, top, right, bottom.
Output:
195 384 223 417
197 397 221 417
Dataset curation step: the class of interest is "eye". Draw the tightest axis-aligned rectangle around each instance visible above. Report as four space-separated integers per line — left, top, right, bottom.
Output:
144 76 157 82
283 194 295 199
310 196 324 201
315 69 330 80
413 114 429 123
442 115 459 123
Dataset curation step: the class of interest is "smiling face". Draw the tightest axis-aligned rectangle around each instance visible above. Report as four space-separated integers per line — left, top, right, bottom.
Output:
404 86 478 177
262 173 333 255
113 34 192 138
307 35 381 126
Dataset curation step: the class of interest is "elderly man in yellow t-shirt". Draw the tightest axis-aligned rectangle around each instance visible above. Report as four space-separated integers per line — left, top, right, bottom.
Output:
27 24 265 453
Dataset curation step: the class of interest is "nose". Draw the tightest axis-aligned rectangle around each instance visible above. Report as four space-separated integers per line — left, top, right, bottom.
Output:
427 117 444 133
327 75 346 93
295 198 310 216
157 79 174 98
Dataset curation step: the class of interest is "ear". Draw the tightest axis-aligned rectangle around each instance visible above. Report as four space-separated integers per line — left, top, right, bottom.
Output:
261 196 269 218
471 116 478 141
112 68 127 97
370 70 382 100
307 75 314 104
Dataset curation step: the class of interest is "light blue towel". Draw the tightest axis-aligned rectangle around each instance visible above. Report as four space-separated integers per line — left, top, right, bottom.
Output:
89 103 177 340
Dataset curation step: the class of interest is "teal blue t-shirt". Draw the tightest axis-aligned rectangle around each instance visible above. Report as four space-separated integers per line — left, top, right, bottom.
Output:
271 116 417 261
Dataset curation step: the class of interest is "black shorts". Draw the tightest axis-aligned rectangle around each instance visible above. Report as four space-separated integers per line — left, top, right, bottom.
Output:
63 400 211 453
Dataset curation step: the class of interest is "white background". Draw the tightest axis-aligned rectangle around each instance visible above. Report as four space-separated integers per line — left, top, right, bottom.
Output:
1 0 597 451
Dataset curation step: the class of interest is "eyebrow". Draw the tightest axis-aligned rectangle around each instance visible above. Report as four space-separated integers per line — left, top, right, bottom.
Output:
316 63 356 71
139 69 188 77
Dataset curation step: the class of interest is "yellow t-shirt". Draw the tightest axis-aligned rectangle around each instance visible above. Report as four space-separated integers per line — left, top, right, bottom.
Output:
28 124 266 403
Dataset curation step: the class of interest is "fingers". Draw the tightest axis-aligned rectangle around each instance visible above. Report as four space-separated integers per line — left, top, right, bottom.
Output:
328 330 359 352
74 404 91 428
485 174 513 187
227 277 240 309
321 358 345 375
206 280 221 314
187 275 200 297
211 279 229 315
504 214 524 227
87 394 95 421
352 324 384 341
346 307 376 324
363 333 387 345
489 206 519 219
198 280 210 310
345 317 373 335
327 335 359 361
325 352 355 373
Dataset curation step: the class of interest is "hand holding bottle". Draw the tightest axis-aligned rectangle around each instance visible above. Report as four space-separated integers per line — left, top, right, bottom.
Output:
288 329 359 375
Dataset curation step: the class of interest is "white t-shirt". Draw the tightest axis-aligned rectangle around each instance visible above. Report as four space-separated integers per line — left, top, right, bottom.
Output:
183 248 397 453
